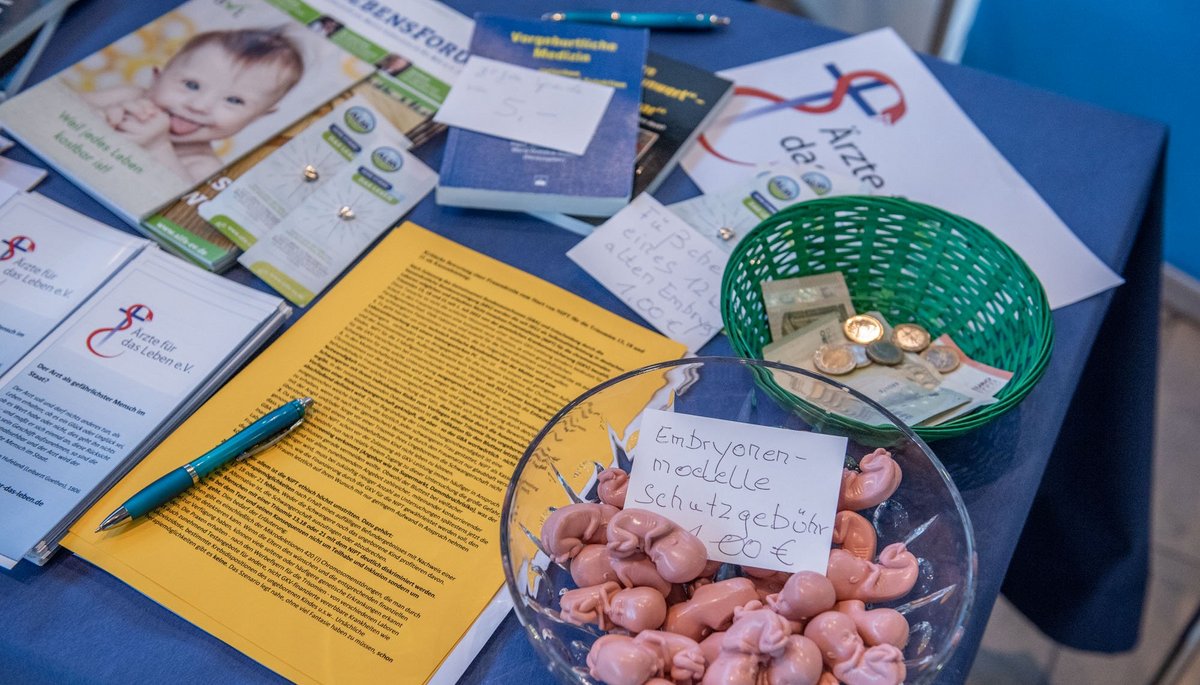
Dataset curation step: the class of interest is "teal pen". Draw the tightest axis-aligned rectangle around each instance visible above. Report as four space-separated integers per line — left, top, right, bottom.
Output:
95 397 313 531
541 11 731 29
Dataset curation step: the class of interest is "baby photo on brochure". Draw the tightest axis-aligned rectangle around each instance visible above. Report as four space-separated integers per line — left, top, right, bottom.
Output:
0 0 370 224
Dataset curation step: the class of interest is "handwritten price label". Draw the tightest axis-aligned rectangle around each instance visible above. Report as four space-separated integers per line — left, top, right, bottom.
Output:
567 195 727 351
433 55 614 155
627 409 846 573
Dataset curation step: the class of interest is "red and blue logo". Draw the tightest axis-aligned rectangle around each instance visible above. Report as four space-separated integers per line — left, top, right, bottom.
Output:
1 235 35 261
698 63 907 166
86 304 153 358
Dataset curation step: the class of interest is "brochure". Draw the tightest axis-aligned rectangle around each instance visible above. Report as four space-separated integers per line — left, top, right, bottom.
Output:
0 0 371 225
0 247 290 567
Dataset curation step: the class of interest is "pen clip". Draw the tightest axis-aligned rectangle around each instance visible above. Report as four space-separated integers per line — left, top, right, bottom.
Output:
236 416 306 462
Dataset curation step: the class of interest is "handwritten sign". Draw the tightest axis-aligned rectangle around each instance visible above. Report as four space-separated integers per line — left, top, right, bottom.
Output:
434 55 614 155
567 195 728 351
627 409 846 573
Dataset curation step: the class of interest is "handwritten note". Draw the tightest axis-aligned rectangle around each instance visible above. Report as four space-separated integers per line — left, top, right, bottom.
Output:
434 56 614 155
567 195 728 351
627 409 847 573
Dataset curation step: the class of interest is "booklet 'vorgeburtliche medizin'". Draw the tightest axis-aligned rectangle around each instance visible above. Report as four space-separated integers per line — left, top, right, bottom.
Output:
0 190 147 374
0 246 290 568
0 0 371 226
436 14 648 216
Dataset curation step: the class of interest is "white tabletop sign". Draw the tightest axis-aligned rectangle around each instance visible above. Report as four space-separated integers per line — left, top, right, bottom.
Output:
434 55 614 155
678 28 1122 309
627 409 847 573
567 194 728 351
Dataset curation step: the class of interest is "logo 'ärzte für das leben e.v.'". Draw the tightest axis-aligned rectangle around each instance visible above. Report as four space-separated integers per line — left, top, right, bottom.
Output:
86 304 153 358
1 235 35 261
698 63 907 166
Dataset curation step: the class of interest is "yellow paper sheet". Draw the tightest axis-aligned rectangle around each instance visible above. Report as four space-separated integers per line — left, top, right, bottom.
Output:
63 224 686 684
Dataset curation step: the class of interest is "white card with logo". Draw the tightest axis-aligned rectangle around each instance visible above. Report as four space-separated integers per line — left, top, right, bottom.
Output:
434 56 614 155
668 164 865 253
0 193 147 374
0 247 286 567
568 194 728 352
626 409 847 573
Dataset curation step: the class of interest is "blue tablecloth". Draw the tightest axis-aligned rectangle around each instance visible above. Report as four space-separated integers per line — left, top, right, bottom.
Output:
0 0 1166 682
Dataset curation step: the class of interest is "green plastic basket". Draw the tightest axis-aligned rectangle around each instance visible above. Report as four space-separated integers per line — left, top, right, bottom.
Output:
721 196 1054 441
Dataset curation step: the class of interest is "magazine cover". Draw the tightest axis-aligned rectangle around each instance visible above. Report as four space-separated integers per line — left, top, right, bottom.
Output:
0 0 371 224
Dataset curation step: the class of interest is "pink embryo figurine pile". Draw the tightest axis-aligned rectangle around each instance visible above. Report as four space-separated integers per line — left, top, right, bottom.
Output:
539 448 916 685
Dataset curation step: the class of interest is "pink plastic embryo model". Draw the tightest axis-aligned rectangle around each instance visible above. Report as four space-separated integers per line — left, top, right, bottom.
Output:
598 467 630 508
560 581 668 633
541 502 620 563
664 577 760 642
703 601 823 685
765 570 837 622
587 632 706 685
571 543 620 587
838 449 902 512
607 508 709 583
831 511 878 561
826 543 919 603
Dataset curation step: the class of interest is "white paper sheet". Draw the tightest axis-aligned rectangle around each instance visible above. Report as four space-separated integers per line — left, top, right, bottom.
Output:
0 156 48 190
679 29 1123 310
568 195 728 351
435 56 614 155
626 409 847 574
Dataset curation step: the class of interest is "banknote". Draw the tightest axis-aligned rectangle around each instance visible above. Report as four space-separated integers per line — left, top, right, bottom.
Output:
918 334 1013 425
763 315 971 426
761 272 856 341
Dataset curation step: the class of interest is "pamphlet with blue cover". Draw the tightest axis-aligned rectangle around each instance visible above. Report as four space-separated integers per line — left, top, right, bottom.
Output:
436 14 647 216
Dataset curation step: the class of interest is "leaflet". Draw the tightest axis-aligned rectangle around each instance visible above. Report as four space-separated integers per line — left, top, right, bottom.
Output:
668 165 864 253
0 247 288 567
200 95 414 249
0 192 147 374
239 139 436 306
305 0 470 89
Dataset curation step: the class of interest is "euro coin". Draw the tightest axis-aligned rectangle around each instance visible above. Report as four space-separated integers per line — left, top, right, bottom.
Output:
866 340 904 366
892 322 931 352
842 314 884 344
813 343 856 375
921 345 961 373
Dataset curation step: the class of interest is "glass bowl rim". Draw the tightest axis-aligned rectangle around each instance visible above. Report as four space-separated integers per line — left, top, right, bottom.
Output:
499 355 978 681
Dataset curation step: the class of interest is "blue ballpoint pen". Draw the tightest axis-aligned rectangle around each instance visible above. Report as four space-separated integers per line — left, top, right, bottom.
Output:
541 11 731 30
95 397 313 531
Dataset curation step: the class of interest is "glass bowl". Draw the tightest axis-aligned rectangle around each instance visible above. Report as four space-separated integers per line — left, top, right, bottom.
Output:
500 356 976 684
